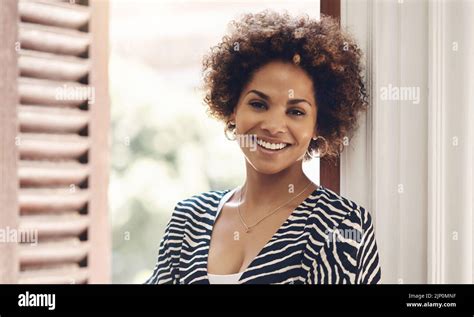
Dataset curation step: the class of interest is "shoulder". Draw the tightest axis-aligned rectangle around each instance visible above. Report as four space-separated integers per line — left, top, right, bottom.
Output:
163 189 231 237
305 187 381 284
308 186 375 240
171 189 231 220
175 189 230 210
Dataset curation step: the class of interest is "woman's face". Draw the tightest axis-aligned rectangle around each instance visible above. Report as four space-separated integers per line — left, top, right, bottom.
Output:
230 60 318 175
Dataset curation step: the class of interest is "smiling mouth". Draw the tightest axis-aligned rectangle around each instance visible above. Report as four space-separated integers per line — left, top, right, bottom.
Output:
256 138 292 152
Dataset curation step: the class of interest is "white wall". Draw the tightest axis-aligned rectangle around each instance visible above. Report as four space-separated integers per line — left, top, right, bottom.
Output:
341 0 474 284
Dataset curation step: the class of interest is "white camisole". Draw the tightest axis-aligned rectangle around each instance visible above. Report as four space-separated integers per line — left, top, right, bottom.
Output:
207 187 244 284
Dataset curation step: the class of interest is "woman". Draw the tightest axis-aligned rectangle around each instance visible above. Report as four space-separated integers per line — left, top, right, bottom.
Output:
145 10 381 284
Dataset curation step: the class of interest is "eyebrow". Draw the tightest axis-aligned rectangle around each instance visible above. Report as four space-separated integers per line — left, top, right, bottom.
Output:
245 89 313 108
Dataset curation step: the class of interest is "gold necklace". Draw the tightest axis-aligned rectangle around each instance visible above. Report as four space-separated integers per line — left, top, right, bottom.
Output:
237 181 314 233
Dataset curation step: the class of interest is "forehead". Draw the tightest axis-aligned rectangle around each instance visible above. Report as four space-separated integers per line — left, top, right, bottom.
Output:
244 61 315 99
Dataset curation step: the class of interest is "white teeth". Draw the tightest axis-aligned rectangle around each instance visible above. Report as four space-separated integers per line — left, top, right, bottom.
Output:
256 139 289 150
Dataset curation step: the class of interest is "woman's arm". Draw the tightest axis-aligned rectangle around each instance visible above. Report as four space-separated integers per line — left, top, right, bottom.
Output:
144 207 182 284
355 207 382 284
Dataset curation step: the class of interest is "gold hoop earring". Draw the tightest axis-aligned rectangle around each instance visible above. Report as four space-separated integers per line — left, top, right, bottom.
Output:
307 135 329 158
224 121 236 141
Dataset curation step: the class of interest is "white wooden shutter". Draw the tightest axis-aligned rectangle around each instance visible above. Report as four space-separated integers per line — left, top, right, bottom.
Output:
0 0 110 284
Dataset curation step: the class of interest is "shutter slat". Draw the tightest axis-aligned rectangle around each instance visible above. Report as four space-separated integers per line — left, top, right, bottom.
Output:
18 133 89 160
19 49 90 81
19 105 89 134
16 103 82 109
19 160 89 187
19 238 89 265
19 77 91 107
20 213 89 237
19 265 88 284
19 188 89 213
19 0 91 30
20 22 90 56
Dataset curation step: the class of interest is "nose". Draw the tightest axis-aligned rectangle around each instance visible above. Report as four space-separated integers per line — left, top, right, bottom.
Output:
259 108 288 136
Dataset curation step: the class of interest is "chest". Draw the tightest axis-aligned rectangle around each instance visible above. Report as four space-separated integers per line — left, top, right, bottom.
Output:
174 190 361 284
206 203 301 275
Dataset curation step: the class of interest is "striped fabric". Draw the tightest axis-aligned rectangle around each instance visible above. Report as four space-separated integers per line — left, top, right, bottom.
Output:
145 185 381 284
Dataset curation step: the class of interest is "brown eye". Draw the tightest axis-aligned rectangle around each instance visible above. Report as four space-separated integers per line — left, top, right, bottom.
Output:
249 101 267 109
288 109 305 116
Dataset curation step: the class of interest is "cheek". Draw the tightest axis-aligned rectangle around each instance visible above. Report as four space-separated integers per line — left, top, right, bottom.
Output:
235 108 257 134
291 121 315 145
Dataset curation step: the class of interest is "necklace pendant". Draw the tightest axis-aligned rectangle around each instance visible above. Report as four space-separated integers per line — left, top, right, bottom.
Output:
245 227 251 233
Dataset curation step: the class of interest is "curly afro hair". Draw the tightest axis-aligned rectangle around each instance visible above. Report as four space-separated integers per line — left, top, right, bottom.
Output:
202 10 368 160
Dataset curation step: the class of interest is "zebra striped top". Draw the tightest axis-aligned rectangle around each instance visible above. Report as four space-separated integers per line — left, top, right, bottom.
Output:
145 185 382 284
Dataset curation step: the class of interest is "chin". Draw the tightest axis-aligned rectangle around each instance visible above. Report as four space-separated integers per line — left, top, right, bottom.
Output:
250 163 287 175
244 154 298 175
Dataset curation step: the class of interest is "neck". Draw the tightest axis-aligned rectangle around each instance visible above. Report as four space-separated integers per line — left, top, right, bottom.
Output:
240 160 315 214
